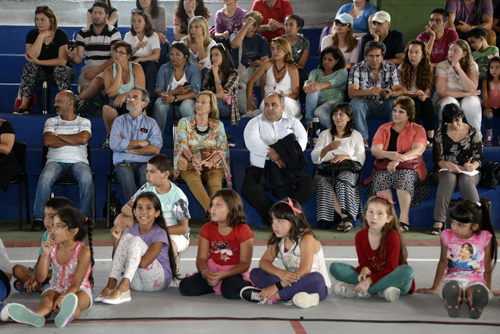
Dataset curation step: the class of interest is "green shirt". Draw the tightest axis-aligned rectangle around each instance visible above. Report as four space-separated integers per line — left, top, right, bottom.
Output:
472 46 499 80
308 68 348 102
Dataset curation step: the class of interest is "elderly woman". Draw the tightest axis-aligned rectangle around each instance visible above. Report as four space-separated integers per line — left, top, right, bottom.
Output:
0 119 21 192
430 104 483 235
365 96 429 233
101 41 146 147
311 103 365 232
321 13 360 69
14 6 74 115
399 40 435 145
174 91 231 215
336 0 378 38
434 39 481 135
305 46 348 130
154 42 201 136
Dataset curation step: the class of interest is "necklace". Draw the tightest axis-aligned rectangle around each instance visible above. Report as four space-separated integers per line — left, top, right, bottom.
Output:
275 63 286 74
273 64 287 91
194 120 210 135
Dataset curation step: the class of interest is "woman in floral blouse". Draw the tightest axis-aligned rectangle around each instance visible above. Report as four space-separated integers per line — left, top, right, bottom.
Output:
174 91 231 215
430 103 483 235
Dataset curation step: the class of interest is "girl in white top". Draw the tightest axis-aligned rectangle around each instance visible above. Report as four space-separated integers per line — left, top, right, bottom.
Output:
124 11 160 98
434 39 481 135
240 198 331 309
246 37 301 119
321 13 359 70
182 16 216 72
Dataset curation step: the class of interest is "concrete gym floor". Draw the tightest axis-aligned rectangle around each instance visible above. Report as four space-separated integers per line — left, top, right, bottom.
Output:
1 244 500 333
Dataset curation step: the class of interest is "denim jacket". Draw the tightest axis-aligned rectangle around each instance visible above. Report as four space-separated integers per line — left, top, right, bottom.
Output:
154 61 202 95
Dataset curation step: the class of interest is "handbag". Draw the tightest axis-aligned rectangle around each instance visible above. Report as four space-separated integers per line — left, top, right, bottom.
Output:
373 158 418 171
316 160 363 177
479 161 500 189
178 144 221 172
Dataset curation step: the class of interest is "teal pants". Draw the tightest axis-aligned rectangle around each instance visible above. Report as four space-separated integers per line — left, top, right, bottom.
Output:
329 262 414 295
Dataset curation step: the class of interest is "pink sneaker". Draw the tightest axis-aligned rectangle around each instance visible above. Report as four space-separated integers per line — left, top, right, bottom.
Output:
484 133 493 146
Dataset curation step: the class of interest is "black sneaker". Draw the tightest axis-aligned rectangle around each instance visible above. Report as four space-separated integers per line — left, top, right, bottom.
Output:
30 220 44 231
227 137 235 148
240 286 262 302
76 100 89 118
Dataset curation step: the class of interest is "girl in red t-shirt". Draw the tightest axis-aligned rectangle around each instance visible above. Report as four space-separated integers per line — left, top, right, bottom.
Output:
330 194 415 302
179 189 254 299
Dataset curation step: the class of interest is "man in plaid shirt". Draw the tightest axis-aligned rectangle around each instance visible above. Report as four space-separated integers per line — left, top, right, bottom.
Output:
348 41 403 146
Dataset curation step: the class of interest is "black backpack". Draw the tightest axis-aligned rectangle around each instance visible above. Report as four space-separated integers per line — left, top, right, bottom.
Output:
479 161 500 189
103 191 123 228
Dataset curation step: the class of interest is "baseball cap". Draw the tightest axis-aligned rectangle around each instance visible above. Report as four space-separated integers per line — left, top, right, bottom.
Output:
372 11 391 23
335 13 354 26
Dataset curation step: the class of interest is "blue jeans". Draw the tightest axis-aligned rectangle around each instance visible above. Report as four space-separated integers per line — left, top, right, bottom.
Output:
138 61 160 98
113 162 147 202
350 97 395 140
33 162 92 220
250 268 329 302
484 107 499 131
153 98 195 136
305 91 338 128
329 262 414 295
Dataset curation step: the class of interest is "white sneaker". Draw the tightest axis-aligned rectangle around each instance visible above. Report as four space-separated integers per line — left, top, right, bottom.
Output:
0 303 10 322
334 282 371 299
377 287 401 302
292 292 319 309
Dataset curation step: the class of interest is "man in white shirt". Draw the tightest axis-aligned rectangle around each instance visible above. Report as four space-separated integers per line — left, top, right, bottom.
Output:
32 91 92 231
242 92 315 225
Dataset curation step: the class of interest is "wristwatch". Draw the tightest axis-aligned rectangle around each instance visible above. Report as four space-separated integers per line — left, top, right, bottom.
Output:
174 96 178 102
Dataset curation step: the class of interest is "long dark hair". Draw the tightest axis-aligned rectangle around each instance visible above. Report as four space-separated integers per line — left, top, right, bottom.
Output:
329 102 355 138
174 0 211 22
209 189 247 228
56 208 95 287
400 40 433 91
132 192 179 280
136 0 159 19
450 198 497 270
130 10 155 37
208 43 236 87
268 199 316 260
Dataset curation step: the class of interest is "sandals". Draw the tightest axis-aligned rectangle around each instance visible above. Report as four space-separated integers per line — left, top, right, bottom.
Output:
469 285 489 319
400 222 409 233
431 222 444 235
13 280 27 293
443 280 461 318
337 221 345 231
343 217 355 233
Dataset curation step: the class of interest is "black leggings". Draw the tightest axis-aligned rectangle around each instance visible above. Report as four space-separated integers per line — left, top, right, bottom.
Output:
413 97 435 134
179 272 252 299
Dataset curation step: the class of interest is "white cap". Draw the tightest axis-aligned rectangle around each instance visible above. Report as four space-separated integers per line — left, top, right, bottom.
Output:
372 11 391 23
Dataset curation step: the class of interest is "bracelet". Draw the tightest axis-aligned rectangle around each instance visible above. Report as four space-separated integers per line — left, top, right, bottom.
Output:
58 295 65 299
215 80 221 85
201 269 208 279
187 155 193 162
275 281 284 290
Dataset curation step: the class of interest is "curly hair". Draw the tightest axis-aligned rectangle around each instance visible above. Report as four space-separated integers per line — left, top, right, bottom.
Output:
130 10 155 37
400 40 433 92
174 0 210 22
448 39 474 75
271 37 294 65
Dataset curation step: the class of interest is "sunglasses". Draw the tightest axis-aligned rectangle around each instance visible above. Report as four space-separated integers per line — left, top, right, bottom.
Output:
132 9 146 15
334 21 349 27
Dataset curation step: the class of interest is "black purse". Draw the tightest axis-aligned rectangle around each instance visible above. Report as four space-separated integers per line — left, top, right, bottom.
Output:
479 161 500 189
316 160 363 177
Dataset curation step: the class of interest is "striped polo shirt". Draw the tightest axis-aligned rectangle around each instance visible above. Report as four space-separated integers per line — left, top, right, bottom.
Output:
76 23 121 67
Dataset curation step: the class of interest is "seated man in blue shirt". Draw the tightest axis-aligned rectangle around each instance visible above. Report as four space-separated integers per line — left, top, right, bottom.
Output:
358 11 404 65
110 86 163 202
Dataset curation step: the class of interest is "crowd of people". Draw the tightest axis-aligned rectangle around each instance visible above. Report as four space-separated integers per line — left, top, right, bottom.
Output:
1 0 500 326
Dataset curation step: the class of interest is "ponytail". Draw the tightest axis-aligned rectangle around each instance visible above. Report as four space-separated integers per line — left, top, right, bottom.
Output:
478 198 497 270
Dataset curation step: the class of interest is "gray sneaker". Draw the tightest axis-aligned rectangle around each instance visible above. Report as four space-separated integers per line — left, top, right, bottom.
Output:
334 282 371 299
377 287 401 302
76 100 89 118
292 292 319 308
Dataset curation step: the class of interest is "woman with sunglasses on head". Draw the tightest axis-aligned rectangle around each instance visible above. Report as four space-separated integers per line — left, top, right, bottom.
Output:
14 6 75 115
202 44 240 124
101 42 146 147
321 13 359 70
132 0 169 65
124 10 160 99
87 0 119 28
173 0 211 41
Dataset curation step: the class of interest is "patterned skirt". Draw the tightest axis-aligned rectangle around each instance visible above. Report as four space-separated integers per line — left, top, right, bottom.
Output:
315 170 361 229
367 169 430 207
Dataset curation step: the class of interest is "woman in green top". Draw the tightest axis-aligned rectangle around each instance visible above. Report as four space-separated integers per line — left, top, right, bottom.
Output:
305 46 348 130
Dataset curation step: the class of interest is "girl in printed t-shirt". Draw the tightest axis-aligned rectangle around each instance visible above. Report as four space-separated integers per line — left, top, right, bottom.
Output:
179 188 254 299
416 198 498 319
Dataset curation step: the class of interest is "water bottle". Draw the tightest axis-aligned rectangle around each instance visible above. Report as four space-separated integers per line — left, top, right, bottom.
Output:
312 117 320 148
41 81 50 114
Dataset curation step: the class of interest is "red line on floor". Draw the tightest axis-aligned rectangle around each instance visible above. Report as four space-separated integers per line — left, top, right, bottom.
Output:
290 320 307 334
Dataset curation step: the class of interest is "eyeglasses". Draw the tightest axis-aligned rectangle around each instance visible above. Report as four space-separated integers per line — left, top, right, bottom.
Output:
113 49 129 55
334 21 349 27
53 99 70 104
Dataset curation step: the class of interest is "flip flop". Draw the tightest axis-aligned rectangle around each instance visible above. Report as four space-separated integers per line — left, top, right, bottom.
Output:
13 280 27 293
469 286 489 319
400 222 410 233
443 280 461 318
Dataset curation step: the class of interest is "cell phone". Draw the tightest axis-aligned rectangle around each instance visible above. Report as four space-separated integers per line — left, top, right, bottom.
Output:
182 82 191 87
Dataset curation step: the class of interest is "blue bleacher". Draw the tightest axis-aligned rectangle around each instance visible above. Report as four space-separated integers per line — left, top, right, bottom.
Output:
1 25 499 228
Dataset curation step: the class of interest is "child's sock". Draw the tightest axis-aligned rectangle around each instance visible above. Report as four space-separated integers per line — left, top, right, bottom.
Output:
269 295 278 304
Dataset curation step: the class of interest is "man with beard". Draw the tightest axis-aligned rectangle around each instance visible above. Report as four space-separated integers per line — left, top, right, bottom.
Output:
109 86 162 202
31 91 92 231
417 8 459 69
68 1 121 115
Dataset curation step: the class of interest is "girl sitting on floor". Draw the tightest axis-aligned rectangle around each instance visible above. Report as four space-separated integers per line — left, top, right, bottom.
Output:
96 192 178 305
330 194 415 302
416 198 498 319
240 198 331 308
6 208 94 328
179 189 254 299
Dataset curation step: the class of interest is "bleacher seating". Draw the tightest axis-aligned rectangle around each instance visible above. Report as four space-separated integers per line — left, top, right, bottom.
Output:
1 25 499 228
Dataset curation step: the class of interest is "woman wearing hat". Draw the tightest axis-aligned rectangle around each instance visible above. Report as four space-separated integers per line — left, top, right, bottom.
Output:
321 13 360 69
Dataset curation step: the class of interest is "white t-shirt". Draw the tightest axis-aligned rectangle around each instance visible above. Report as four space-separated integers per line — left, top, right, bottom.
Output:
124 32 160 58
435 60 479 93
320 35 360 65
44 116 91 164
